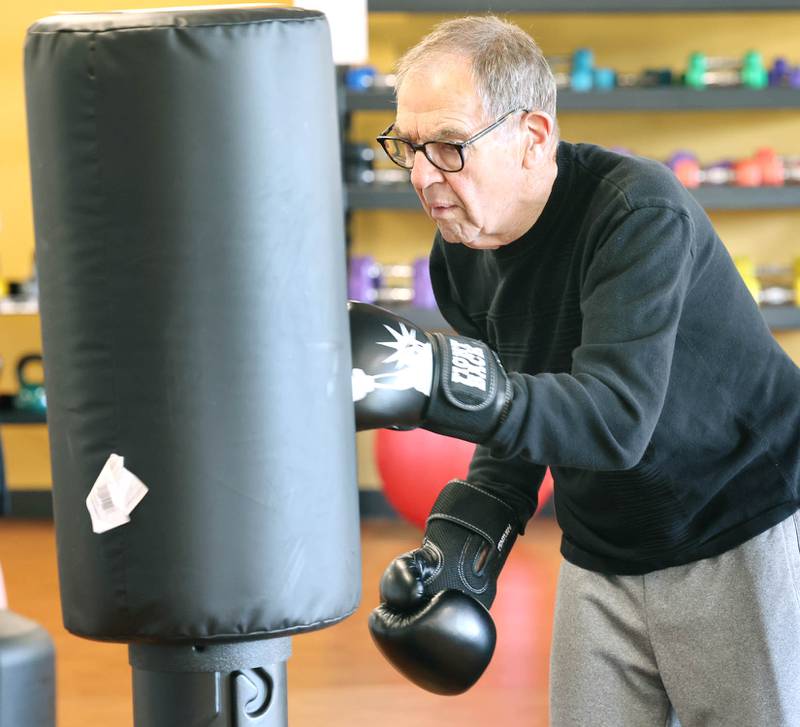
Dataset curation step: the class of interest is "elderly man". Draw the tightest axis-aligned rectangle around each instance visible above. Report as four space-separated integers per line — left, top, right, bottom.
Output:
349 15 800 727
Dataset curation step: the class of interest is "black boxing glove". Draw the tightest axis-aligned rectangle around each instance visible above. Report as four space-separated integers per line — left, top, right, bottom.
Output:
368 480 520 695
349 301 511 444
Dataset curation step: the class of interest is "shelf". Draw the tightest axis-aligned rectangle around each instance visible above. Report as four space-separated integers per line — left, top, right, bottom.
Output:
346 182 800 211
762 306 800 331
367 1 800 11
344 88 395 111
0 396 46 424
558 87 800 112
0 409 46 425
344 87 800 113
389 305 800 333
691 187 800 210
346 182 415 209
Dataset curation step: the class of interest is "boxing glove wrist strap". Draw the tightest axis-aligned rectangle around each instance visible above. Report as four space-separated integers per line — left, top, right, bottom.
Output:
422 332 511 443
427 480 520 563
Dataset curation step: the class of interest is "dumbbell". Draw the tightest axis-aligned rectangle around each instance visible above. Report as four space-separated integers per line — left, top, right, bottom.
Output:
667 148 789 188
346 145 412 186
348 256 381 303
345 143 376 184
733 257 761 303
728 149 800 186
548 49 616 92
769 57 800 88
749 148 800 186
732 258 800 306
348 256 436 308
795 259 800 306
765 259 800 306
570 48 616 92
549 50 594 91
344 66 397 92
616 68 674 88
667 152 736 188
685 51 768 89
344 65 377 91
373 168 412 184
546 53 571 90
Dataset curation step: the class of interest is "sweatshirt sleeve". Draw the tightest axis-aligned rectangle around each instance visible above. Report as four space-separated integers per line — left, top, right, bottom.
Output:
489 205 695 471
467 444 547 532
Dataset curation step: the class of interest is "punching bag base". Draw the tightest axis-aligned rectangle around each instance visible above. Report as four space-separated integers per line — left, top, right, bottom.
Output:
130 638 291 727
0 610 56 727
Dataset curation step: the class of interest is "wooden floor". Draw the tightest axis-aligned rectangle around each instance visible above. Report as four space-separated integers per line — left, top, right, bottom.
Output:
0 516 563 727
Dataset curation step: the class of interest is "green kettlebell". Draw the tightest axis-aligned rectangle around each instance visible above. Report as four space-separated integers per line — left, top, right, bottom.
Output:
14 354 46 413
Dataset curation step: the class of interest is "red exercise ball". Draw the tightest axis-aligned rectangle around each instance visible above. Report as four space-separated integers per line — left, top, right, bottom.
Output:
375 428 554 529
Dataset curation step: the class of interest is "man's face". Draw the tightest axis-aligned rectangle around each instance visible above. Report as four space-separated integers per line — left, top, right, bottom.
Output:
394 54 530 250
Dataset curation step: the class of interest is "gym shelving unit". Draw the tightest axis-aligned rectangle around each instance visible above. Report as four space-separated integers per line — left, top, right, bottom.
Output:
346 85 800 113
366 1 800 12
341 1 800 331
0 299 46 514
346 181 800 212
381 301 799 334
0 407 45 425
0 399 46 516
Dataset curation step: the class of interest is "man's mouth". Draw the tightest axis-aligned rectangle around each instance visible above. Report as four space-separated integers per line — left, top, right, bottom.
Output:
428 202 457 218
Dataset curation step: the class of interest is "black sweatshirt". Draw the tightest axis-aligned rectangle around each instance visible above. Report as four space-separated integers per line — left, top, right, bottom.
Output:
429 141 800 575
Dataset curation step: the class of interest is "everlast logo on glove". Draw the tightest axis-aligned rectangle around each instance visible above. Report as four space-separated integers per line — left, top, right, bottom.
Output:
497 524 514 553
449 339 487 391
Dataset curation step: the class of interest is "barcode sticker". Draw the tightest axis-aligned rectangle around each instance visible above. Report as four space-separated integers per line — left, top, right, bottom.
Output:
86 454 149 534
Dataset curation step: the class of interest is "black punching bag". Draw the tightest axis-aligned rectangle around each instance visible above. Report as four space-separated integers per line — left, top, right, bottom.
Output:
24 6 359 726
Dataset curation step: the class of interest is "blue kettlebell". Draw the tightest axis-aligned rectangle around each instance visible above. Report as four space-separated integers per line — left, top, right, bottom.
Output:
14 354 46 414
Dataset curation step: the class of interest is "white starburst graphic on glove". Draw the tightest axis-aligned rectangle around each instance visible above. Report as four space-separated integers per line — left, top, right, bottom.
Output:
351 323 433 402
377 323 427 368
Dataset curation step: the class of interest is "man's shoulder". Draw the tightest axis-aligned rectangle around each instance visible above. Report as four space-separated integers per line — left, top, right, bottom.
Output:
567 142 691 215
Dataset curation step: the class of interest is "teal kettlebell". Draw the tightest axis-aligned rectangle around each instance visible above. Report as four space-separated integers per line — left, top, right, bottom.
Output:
14 354 47 413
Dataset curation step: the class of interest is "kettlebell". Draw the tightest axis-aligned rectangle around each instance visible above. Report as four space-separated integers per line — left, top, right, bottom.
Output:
14 354 46 413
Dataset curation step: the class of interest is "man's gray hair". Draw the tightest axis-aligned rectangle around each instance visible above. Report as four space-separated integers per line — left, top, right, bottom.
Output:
394 15 557 122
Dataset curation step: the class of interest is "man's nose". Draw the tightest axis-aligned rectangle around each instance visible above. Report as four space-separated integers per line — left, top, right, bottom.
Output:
410 150 445 189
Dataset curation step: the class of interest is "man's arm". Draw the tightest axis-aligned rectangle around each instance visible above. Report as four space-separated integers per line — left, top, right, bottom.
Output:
491 205 695 470
468 443 546 529
351 206 695 470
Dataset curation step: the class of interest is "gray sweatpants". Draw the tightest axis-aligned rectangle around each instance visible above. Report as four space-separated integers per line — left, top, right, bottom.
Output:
549 510 800 727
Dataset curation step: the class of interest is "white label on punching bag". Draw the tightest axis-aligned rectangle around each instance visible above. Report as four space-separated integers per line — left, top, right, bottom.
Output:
86 454 149 534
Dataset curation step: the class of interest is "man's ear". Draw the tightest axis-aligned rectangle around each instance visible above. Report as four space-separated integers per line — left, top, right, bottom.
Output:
521 111 555 168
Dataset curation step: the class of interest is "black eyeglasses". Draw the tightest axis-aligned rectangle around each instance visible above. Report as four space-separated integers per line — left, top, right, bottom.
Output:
376 108 527 173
